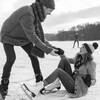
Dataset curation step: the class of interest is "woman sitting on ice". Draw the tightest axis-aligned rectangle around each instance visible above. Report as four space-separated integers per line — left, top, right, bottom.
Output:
39 42 98 98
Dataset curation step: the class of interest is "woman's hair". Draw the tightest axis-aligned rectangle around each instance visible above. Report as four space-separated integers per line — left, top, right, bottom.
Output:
75 53 93 69
36 0 40 2
84 53 93 64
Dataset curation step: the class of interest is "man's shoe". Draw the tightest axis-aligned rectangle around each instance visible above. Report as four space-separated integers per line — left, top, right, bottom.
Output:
0 85 7 100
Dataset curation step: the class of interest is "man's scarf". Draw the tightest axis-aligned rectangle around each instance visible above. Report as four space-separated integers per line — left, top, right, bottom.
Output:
31 2 45 42
30 2 46 58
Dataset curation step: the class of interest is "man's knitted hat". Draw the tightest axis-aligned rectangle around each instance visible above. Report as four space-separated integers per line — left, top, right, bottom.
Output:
83 42 98 54
36 0 55 9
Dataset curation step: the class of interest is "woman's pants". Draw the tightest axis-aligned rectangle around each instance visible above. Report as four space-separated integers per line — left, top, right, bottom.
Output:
1 43 42 86
44 57 75 93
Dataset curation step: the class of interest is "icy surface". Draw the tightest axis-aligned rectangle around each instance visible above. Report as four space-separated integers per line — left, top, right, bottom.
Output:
0 41 100 100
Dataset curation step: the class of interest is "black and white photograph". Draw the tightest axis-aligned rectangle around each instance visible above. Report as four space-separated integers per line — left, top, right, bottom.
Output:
0 0 100 100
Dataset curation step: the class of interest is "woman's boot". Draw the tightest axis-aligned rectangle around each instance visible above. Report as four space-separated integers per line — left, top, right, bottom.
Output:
40 78 61 94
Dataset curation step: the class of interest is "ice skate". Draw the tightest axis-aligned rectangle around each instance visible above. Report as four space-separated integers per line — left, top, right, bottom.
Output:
0 85 7 100
40 78 61 94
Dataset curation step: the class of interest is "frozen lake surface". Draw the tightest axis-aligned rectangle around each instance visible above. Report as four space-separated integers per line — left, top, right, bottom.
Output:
0 41 100 100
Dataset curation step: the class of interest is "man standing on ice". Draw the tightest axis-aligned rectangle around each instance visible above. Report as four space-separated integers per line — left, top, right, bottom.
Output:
0 0 62 99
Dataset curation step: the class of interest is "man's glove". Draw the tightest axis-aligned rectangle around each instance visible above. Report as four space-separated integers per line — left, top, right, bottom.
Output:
55 48 64 55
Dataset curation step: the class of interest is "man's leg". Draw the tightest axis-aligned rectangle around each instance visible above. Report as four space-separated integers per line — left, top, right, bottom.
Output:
77 40 79 48
0 43 16 98
21 43 43 83
73 40 76 48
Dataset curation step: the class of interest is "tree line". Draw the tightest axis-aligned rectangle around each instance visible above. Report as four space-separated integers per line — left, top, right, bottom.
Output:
45 22 100 41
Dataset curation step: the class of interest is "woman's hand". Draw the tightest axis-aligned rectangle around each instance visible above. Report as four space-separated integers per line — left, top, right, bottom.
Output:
91 79 96 86
55 48 64 55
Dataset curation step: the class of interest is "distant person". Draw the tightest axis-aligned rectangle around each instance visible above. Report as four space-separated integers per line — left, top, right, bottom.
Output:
38 42 98 98
0 0 63 99
73 32 79 48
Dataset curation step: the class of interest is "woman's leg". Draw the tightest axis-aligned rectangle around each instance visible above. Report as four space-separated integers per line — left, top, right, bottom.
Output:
44 57 73 85
57 68 75 93
21 43 43 82
58 57 73 77
44 68 75 93
43 68 60 86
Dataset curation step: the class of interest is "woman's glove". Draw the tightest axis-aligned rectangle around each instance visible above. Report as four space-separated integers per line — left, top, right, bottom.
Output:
49 49 59 56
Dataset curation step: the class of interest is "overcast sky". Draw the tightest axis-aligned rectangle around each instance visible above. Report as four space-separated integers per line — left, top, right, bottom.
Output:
0 0 100 33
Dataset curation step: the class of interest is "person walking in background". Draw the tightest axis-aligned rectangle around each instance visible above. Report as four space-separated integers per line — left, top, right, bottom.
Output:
0 0 62 99
73 32 79 48
38 42 98 98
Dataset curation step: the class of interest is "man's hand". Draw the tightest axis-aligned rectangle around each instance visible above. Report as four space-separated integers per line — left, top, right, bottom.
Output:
49 49 59 56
